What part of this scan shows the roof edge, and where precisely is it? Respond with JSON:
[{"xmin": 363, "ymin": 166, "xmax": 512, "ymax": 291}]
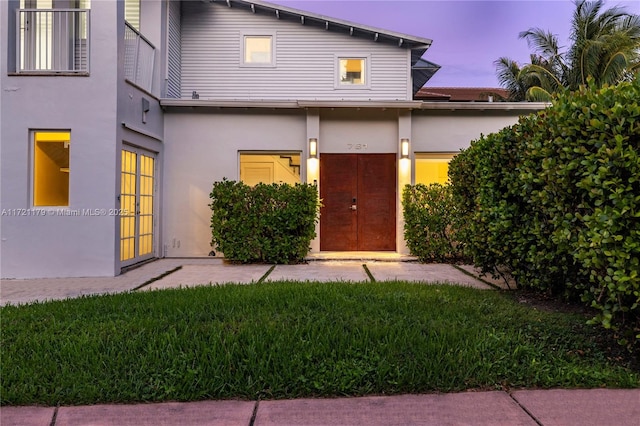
[
  {"xmin": 210, "ymin": 0, "xmax": 433, "ymax": 49},
  {"xmin": 160, "ymin": 98, "xmax": 549, "ymax": 111}
]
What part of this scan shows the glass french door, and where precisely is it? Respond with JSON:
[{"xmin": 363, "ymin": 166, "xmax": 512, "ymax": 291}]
[{"xmin": 120, "ymin": 148, "xmax": 156, "ymax": 266}]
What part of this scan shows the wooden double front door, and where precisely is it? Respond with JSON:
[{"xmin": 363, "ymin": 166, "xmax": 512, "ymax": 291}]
[{"xmin": 320, "ymin": 153, "xmax": 396, "ymax": 251}]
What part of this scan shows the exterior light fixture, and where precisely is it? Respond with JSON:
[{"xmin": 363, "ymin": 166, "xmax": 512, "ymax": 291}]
[
  {"xmin": 400, "ymin": 138, "xmax": 410, "ymax": 159},
  {"xmin": 309, "ymin": 138, "xmax": 318, "ymax": 158}
]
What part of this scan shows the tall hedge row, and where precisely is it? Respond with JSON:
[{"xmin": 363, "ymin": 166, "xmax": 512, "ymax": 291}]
[
  {"xmin": 449, "ymin": 78, "xmax": 640, "ymax": 343},
  {"xmin": 210, "ymin": 180, "xmax": 319, "ymax": 264}
]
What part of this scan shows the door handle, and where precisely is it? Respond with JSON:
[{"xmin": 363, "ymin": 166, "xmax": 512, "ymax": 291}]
[{"xmin": 350, "ymin": 205, "xmax": 357, "ymax": 211}]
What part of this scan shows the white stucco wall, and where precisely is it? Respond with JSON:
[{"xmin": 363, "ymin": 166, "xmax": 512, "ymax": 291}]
[
  {"xmin": 1, "ymin": 1, "xmax": 121, "ymax": 278},
  {"xmin": 163, "ymin": 110, "xmax": 307, "ymax": 257},
  {"xmin": 319, "ymin": 109, "xmax": 399, "ymax": 154},
  {"xmin": 162, "ymin": 106, "xmax": 538, "ymax": 259},
  {"xmin": 411, "ymin": 110, "xmax": 526, "ymax": 153}
]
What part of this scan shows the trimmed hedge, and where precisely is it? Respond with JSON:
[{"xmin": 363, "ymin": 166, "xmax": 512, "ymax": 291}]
[
  {"xmin": 402, "ymin": 183, "xmax": 465, "ymax": 262},
  {"xmin": 210, "ymin": 179, "xmax": 319, "ymax": 264},
  {"xmin": 449, "ymin": 77, "xmax": 640, "ymax": 345}
]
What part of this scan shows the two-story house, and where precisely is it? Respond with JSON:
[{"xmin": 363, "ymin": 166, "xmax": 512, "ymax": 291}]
[{"xmin": 1, "ymin": 0, "xmax": 544, "ymax": 278}]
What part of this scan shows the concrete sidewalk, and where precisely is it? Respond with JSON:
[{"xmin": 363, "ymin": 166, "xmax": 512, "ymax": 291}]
[
  {"xmin": 2, "ymin": 389, "xmax": 639, "ymax": 425},
  {"xmin": 0, "ymin": 258, "xmax": 508, "ymax": 306}
]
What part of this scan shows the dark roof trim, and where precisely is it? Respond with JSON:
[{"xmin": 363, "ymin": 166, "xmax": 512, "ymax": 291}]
[
  {"xmin": 412, "ymin": 58, "xmax": 441, "ymax": 95},
  {"xmin": 208, "ymin": 0, "xmax": 441, "ymax": 89},
  {"xmin": 209, "ymin": 0, "xmax": 433, "ymax": 56}
]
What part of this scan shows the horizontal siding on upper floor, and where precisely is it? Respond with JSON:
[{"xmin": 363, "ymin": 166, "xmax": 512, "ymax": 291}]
[
  {"xmin": 166, "ymin": 0, "xmax": 181, "ymax": 98},
  {"xmin": 180, "ymin": 2, "xmax": 411, "ymax": 101}
]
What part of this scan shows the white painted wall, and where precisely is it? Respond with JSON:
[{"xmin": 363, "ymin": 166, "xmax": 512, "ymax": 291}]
[
  {"xmin": 411, "ymin": 110, "xmax": 524, "ymax": 153},
  {"xmin": 164, "ymin": 108, "xmax": 408, "ymax": 257},
  {"xmin": 162, "ymin": 107, "xmax": 532, "ymax": 259},
  {"xmin": 163, "ymin": 110, "xmax": 307, "ymax": 257},
  {"xmin": 1, "ymin": 1, "xmax": 120, "ymax": 278},
  {"xmin": 319, "ymin": 109, "xmax": 398, "ymax": 154}
]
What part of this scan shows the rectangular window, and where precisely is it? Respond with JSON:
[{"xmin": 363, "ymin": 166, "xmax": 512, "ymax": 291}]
[
  {"xmin": 339, "ymin": 58, "xmax": 365, "ymax": 85},
  {"xmin": 415, "ymin": 153, "xmax": 456, "ymax": 186},
  {"xmin": 33, "ymin": 131, "xmax": 71, "ymax": 206},
  {"xmin": 243, "ymin": 35, "xmax": 273, "ymax": 65},
  {"xmin": 240, "ymin": 152, "xmax": 301, "ymax": 186}
]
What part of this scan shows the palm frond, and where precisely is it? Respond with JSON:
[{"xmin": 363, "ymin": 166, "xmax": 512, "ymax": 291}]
[
  {"xmin": 526, "ymin": 86, "xmax": 553, "ymax": 102},
  {"xmin": 521, "ymin": 63, "xmax": 564, "ymax": 93},
  {"xmin": 519, "ymin": 28, "xmax": 562, "ymax": 59},
  {"xmin": 494, "ymin": 57, "xmax": 528, "ymax": 101},
  {"xmin": 496, "ymin": 0, "xmax": 640, "ymax": 99}
]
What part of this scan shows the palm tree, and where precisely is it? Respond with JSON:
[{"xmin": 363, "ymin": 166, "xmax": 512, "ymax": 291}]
[{"xmin": 495, "ymin": 0, "xmax": 640, "ymax": 101}]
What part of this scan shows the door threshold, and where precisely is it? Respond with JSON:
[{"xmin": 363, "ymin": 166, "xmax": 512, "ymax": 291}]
[{"xmin": 306, "ymin": 251, "xmax": 418, "ymax": 262}]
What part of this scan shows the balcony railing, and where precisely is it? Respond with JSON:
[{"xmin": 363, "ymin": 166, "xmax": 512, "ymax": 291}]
[
  {"xmin": 124, "ymin": 22, "xmax": 156, "ymax": 93},
  {"xmin": 17, "ymin": 9, "xmax": 90, "ymax": 73}
]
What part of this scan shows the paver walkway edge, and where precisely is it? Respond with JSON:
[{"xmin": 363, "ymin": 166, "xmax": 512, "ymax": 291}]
[{"xmin": 2, "ymin": 389, "xmax": 639, "ymax": 426}]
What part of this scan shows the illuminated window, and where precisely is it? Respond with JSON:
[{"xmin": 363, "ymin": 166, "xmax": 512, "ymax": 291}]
[
  {"xmin": 240, "ymin": 152, "xmax": 301, "ymax": 186},
  {"xmin": 243, "ymin": 35, "xmax": 273, "ymax": 65},
  {"xmin": 415, "ymin": 153, "xmax": 456, "ymax": 185},
  {"xmin": 33, "ymin": 131, "xmax": 70, "ymax": 206},
  {"xmin": 339, "ymin": 58, "xmax": 366, "ymax": 85}
]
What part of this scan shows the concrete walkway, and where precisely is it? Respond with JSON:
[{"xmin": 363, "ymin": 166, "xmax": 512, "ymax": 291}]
[
  {"xmin": 0, "ymin": 258, "xmax": 508, "ymax": 306},
  {"xmin": 2, "ymin": 258, "xmax": 635, "ymax": 425},
  {"xmin": 2, "ymin": 389, "xmax": 639, "ymax": 425}
]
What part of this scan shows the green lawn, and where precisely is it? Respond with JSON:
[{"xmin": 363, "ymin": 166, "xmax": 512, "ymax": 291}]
[{"xmin": 1, "ymin": 281, "xmax": 638, "ymax": 406}]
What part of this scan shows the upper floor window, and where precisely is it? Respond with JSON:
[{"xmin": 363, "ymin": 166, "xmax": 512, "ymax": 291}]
[
  {"xmin": 336, "ymin": 56, "xmax": 370, "ymax": 89},
  {"xmin": 242, "ymin": 34, "xmax": 275, "ymax": 67},
  {"xmin": 16, "ymin": 0, "xmax": 90, "ymax": 74},
  {"xmin": 340, "ymin": 58, "xmax": 364, "ymax": 84}
]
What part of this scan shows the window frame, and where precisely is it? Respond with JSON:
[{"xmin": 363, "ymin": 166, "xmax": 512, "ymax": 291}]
[
  {"xmin": 31, "ymin": 130, "xmax": 72, "ymax": 208},
  {"xmin": 414, "ymin": 152, "xmax": 457, "ymax": 186},
  {"xmin": 238, "ymin": 150, "xmax": 303, "ymax": 186},
  {"xmin": 334, "ymin": 54, "xmax": 371, "ymax": 89},
  {"xmin": 240, "ymin": 32, "xmax": 276, "ymax": 68}
]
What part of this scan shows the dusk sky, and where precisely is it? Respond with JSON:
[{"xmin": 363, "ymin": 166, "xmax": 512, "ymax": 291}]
[{"xmin": 267, "ymin": 0, "xmax": 640, "ymax": 88}]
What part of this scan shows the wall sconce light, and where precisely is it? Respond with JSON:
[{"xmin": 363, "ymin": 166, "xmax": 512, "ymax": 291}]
[
  {"xmin": 309, "ymin": 138, "xmax": 318, "ymax": 159},
  {"xmin": 400, "ymin": 138, "xmax": 410, "ymax": 159}
]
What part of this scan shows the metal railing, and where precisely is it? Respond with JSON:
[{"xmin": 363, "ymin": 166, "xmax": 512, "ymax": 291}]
[
  {"xmin": 17, "ymin": 9, "xmax": 90, "ymax": 73},
  {"xmin": 124, "ymin": 22, "xmax": 156, "ymax": 93}
]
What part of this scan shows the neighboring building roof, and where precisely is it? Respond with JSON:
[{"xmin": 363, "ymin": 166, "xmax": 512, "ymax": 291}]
[
  {"xmin": 209, "ymin": 0, "xmax": 441, "ymax": 89},
  {"xmin": 414, "ymin": 87, "xmax": 510, "ymax": 102}
]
